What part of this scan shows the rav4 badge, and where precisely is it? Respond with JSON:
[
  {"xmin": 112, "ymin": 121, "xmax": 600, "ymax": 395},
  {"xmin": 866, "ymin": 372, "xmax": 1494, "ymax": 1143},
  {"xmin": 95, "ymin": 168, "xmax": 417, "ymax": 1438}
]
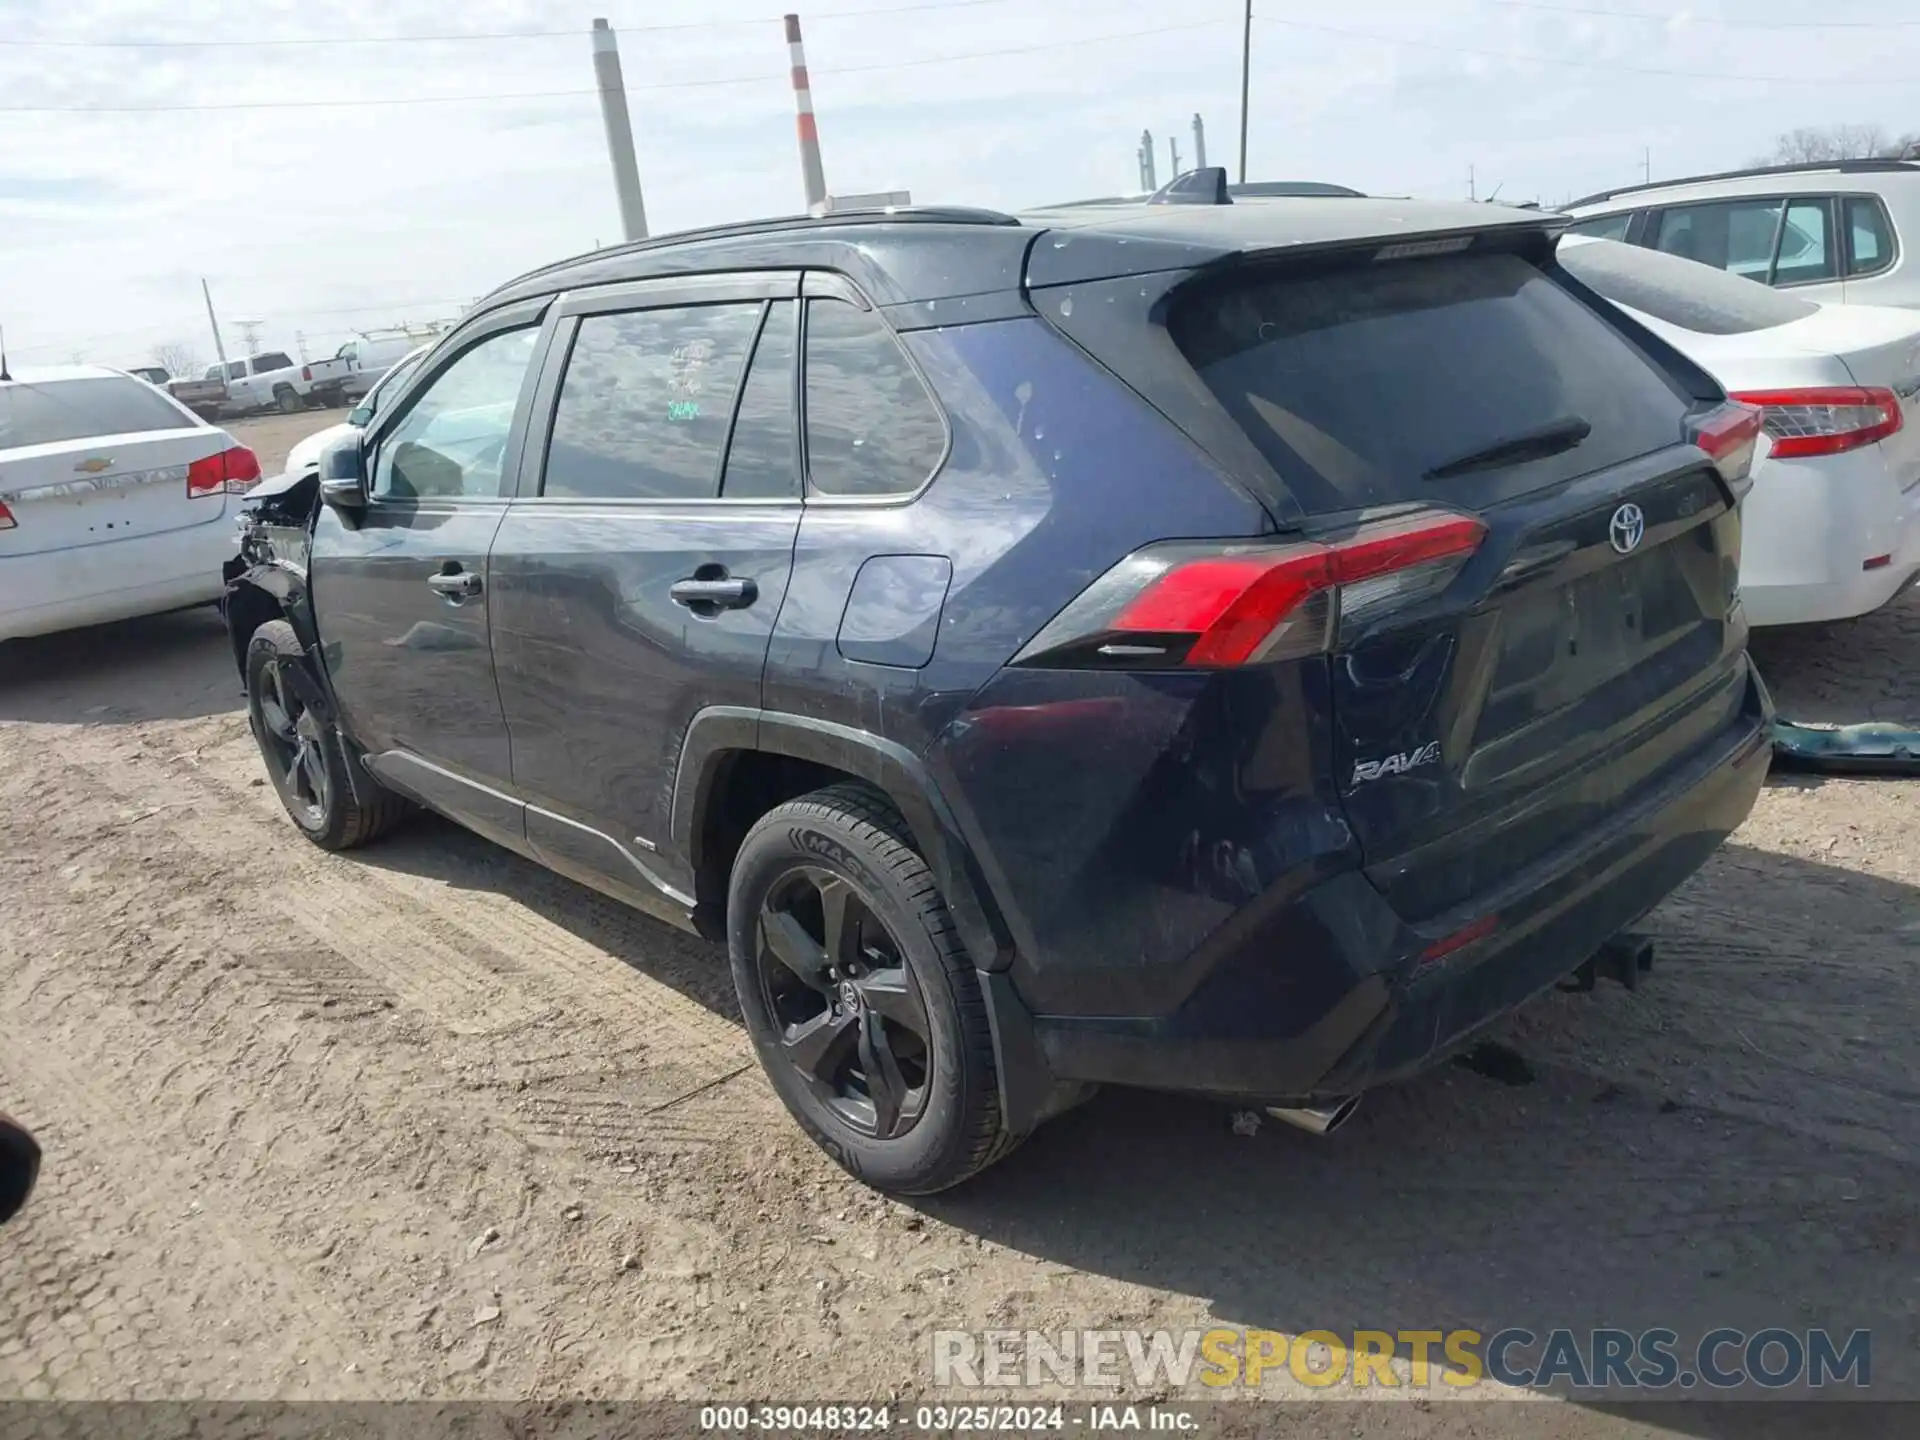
[{"xmin": 1351, "ymin": 741, "xmax": 1442, "ymax": 786}]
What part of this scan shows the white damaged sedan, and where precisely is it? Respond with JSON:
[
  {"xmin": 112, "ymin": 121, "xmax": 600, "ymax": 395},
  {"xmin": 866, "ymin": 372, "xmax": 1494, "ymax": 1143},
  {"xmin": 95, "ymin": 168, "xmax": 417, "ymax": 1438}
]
[{"xmin": 1562, "ymin": 236, "xmax": 1920, "ymax": 626}]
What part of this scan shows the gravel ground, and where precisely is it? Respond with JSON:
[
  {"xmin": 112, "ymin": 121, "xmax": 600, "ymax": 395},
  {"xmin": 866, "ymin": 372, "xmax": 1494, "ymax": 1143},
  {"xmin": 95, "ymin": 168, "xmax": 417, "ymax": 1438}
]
[{"xmin": 1, "ymin": 416, "xmax": 1915, "ymax": 1432}]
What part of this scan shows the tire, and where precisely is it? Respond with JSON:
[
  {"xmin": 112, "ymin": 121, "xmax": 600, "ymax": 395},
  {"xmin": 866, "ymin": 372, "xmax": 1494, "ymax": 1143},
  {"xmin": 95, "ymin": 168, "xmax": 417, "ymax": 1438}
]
[
  {"xmin": 727, "ymin": 783, "xmax": 1023, "ymax": 1194},
  {"xmin": 275, "ymin": 387, "xmax": 305, "ymax": 414},
  {"xmin": 245, "ymin": 620, "xmax": 408, "ymax": 850}
]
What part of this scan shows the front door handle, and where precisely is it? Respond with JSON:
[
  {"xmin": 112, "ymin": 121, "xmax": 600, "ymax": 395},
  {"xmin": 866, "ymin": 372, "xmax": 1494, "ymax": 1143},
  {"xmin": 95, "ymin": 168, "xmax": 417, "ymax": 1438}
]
[
  {"xmin": 427, "ymin": 569, "xmax": 482, "ymax": 599},
  {"xmin": 670, "ymin": 576, "xmax": 757, "ymax": 611}
]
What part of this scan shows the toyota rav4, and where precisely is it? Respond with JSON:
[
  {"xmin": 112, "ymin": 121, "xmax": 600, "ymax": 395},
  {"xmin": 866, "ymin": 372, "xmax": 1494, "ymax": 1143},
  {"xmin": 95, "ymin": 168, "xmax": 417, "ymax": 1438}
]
[{"xmin": 223, "ymin": 188, "xmax": 1773, "ymax": 1193}]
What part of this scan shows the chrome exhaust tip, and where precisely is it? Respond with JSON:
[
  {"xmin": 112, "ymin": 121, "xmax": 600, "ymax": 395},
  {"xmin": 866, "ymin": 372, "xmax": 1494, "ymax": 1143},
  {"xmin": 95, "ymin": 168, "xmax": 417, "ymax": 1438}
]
[{"xmin": 1265, "ymin": 1096, "xmax": 1361, "ymax": 1136}]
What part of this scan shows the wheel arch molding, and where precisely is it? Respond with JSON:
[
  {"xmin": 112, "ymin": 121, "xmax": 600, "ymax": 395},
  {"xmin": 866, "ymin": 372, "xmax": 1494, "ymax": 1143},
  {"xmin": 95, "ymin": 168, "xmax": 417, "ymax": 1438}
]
[{"xmin": 671, "ymin": 707, "xmax": 1013, "ymax": 974}]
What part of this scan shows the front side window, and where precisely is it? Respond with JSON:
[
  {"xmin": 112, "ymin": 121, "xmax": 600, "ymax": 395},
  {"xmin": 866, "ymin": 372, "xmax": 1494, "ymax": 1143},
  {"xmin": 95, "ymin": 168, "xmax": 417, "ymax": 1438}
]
[
  {"xmin": 803, "ymin": 298, "xmax": 946, "ymax": 498},
  {"xmin": 542, "ymin": 303, "xmax": 762, "ymax": 501},
  {"xmin": 371, "ymin": 326, "xmax": 539, "ymax": 500},
  {"xmin": 1845, "ymin": 196, "xmax": 1896, "ymax": 277}
]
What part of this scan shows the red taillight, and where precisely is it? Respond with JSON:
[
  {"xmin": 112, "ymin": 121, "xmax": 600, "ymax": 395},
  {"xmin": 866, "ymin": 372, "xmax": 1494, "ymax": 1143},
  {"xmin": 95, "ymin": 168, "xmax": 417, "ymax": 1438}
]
[
  {"xmin": 1013, "ymin": 509, "xmax": 1487, "ymax": 670},
  {"xmin": 1728, "ymin": 386, "xmax": 1903, "ymax": 459},
  {"xmin": 0, "ymin": 500, "xmax": 15, "ymax": 531},
  {"xmin": 1420, "ymin": 912, "xmax": 1500, "ymax": 965},
  {"xmin": 1687, "ymin": 401, "xmax": 1764, "ymax": 483},
  {"xmin": 302, "ymin": 365, "xmax": 313, "ymax": 382},
  {"xmin": 186, "ymin": 445, "xmax": 264, "ymax": 499}
]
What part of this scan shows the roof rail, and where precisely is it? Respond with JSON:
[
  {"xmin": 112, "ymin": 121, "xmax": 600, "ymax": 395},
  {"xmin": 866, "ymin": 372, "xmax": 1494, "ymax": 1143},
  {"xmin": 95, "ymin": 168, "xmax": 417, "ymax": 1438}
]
[
  {"xmin": 492, "ymin": 205, "xmax": 1021, "ymax": 296},
  {"xmin": 1570, "ymin": 157, "xmax": 1920, "ymax": 210},
  {"xmin": 1029, "ymin": 179, "xmax": 1364, "ymax": 211}
]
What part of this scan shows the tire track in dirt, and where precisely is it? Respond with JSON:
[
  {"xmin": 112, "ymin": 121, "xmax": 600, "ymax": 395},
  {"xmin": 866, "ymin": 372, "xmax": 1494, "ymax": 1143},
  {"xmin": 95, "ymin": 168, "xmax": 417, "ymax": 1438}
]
[{"xmin": 36, "ymin": 719, "xmax": 786, "ymax": 1153}]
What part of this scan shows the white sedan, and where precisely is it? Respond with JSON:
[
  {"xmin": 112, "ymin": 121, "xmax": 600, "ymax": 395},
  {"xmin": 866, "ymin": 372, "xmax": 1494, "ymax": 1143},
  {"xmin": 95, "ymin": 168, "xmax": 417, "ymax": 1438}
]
[
  {"xmin": 1, "ymin": 365, "xmax": 261, "ymax": 641},
  {"xmin": 282, "ymin": 343, "xmax": 430, "ymax": 480},
  {"xmin": 1561, "ymin": 237, "xmax": 1920, "ymax": 626}
]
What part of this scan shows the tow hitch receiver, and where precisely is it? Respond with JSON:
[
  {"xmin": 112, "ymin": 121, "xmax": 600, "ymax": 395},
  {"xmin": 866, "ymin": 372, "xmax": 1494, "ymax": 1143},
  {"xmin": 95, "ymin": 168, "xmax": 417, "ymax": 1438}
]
[{"xmin": 1558, "ymin": 931, "xmax": 1655, "ymax": 993}]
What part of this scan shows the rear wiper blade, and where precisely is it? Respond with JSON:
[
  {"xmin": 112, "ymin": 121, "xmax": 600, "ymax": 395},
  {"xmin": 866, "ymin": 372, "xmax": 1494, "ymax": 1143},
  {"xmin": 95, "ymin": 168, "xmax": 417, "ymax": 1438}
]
[{"xmin": 1425, "ymin": 415, "xmax": 1592, "ymax": 481}]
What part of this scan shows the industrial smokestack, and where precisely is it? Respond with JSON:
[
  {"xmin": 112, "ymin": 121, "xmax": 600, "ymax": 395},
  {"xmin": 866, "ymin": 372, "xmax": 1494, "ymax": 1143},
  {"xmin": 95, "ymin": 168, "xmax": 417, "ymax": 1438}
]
[{"xmin": 785, "ymin": 14, "xmax": 829, "ymax": 215}]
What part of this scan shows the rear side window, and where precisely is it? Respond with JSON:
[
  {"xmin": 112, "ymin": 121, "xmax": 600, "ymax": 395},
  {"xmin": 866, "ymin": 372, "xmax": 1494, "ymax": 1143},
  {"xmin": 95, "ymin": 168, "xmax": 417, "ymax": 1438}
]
[
  {"xmin": 543, "ymin": 303, "xmax": 761, "ymax": 501},
  {"xmin": 1651, "ymin": 199, "xmax": 1785, "ymax": 279},
  {"xmin": 254, "ymin": 352, "xmax": 293, "ymax": 373},
  {"xmin": 1845, "ymin": 196, "xmax": 1896, "ymax": 277},
  {"xmin": 803, "ymin": 298, "xmax": 945, "ymax": 497},
  {"xmin": 1172, "ymin": 253, "xmax": 1690, "ymax": 515},
  {"xmin": 1567, "ymin": 213, "xmax": 1631, "ymax": 242},
  {"xmin": 0, "ymin": 377, "xmax": 192, "ymax": 450},
  {"xmin": 1559, "ymin": 238, "xmax": 1818, "ymax": 334},
  {"xmin": 722, "ymin": 301, "xmax": 799, "ymax": 499},
  {"xmin": 1774, "ymin": 199, "xmax": 1836, "ymax": 285}
]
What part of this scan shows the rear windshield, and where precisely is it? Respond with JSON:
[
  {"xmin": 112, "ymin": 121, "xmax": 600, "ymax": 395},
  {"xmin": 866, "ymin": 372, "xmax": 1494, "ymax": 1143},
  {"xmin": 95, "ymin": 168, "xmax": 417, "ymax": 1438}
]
[
  {"xmin": 1558, "ymin": 237, "xmax": 1820, "ymax": 334},
  {"xmin": 1172, "ymin": 252, "xmax": 1690, "ymax": 514},
  {"xmin": 0, "ymin": 377, "xmax": 193, "ymax": 450}
]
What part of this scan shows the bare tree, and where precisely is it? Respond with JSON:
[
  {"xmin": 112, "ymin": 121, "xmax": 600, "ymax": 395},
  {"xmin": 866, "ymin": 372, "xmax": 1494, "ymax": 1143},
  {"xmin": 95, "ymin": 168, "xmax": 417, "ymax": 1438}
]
[
  {"xmin": 1759, "ymin": 124, "xmax": 1892, "ymax": 165},
  {"xmin": 151, "ymin": 341, "xmax": 203, "ymax": 379}
]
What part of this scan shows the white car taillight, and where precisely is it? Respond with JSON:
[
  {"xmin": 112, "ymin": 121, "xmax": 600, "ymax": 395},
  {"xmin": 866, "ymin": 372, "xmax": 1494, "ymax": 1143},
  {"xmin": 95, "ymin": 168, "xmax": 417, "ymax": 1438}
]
[
  {"xmin": 1729, "ymin": 386, "xmax": 1904, "ymax": 459},
  {"xmin": 186, "ymin": 445, "xmax": 264, "ymax": 499}
]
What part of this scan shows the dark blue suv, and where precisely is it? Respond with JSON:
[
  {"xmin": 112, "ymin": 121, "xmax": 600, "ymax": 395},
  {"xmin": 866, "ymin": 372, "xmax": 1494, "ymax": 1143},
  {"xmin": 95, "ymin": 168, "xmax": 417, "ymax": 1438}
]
[{"xmin": 224, "ymin": 190, "xmax": 1773, "ymax": 1192}]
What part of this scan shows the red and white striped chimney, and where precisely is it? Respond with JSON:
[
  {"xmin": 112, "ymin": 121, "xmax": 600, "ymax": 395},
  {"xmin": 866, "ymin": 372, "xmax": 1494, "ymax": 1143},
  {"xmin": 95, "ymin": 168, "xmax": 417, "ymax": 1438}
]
[{"xmin": 785, "ymin": 13, "xmax": 829, "ymax": 215}]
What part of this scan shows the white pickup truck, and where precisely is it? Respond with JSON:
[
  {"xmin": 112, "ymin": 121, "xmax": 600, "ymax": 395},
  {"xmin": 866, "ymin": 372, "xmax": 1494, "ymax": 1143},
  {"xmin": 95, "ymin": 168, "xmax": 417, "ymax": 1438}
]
[
  {"xmin": 305, "ymin": 336, "xmax": 419, "ymax": 405},
  {"xmin": 209, "ymin": 352, "xmax": 321, "ymax": 416}
]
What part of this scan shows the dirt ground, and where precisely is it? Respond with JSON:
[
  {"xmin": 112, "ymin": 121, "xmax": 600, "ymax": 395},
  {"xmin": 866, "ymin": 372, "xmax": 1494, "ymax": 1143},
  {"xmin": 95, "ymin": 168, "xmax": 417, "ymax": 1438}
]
[{"xmin": 1, "ymin": 414, "xmax": 1916, "ymax": 1431}]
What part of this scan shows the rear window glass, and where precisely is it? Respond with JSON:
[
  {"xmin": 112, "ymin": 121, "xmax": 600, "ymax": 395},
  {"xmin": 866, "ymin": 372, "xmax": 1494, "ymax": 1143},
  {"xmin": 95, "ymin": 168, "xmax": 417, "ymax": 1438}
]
[
  {"xmin": 0, "ymin": 377, "xmax": 192, "ymax": 450},
  {"xmin": 253, "ymin": 352, "xmax": 294, "ymax": 373},
  {"xmin": 1558, "ymin": 237, "xmax": 1818, "ymax": 334},
  {"xmin": 1173, "ymin": 253, "xmax": 1689, "ymax": 514}
]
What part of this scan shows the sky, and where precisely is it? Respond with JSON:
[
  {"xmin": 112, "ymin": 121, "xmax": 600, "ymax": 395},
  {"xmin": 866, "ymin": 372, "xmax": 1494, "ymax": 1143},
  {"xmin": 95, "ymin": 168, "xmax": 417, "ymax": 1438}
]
[{"xmin": 2, "ymin": 0, "xmax": 1918, "ymax": 371}]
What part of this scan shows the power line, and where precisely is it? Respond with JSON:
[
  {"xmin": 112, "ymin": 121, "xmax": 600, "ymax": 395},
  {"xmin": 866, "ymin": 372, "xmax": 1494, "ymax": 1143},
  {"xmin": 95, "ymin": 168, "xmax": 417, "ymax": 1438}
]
[
  {"xmin": 1257, "ymin": 15, "xmax": 1916, "ymax": 86},
  {"xmin": 0, "ymin": 17, "xmax": 1234, "ymax": 113},
  {"xmin": 0, "ymin": 0, "xmax": 1022, "ymax": 49},
  {"xmin": 1488, "ymin": 1, "xmax": 1920, "ymax": 28}
]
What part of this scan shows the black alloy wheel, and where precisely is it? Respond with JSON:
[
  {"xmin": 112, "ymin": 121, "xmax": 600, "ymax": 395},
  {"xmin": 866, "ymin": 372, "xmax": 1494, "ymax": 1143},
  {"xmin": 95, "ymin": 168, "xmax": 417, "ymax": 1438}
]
[
  {"xmin": 254, "ymin": 657, "xmax": 331, "ymax": 830},
  {"xmin": 755, "ymin": 867, "xmax": 933, "ymax": 1141}
]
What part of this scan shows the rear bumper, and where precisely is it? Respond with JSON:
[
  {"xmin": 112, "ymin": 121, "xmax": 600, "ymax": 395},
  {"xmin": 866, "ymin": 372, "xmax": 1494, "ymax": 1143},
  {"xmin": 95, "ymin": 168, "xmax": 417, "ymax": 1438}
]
[
  {"xmin": 1741, "ymin": 447, "xmax": 1920, "ymax": 626},
  {"xmin": 1011, "ymin": 657, "xmax": 1771, "ymax": 1108},
  {"xmin": 0, "ymin": 514, "xmax": 232, "ymax": 641}
]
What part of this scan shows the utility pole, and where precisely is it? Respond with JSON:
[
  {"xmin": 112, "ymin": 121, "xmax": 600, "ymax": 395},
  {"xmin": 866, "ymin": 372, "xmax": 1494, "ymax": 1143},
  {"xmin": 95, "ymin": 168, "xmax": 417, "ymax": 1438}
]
[
  {"xmin": 235, "ymin": 320, "xmax": 264, "ymax": 355},
  {"xmin": 201, "ymin": 279, "xmax": 231, "ymax": 379},
  {"xmin": 1192, "ymin": 113, "xmax": 1208, "ymax": 171},
  {"xmin": 1169, "ymin": 134, "xmax": 1182, "ymax": 180},
  {"xmin": 786, "ymin": 14, "xmax": 829, "ymax": 215},
  {"xmin": 1643, "ymin": 146, "xmax": 1651, "ymax": 184},
  {"xmin": 1140, "ymin": 129, "xmax": 1158, "ymax": 192},
  {"xmin": 294, "ymin": 330, "xmax": 309, "ymax": 363},
  {"xmin": 1238, "ymin": 0, "xmax": 1252, "ymax": 184},
  {"xmin": 1469, "ymin": 164, "xmax": 1476, "ymax": 202},
  {"xmin": 591, "ymin": 19, "xmax": 649, "ymax": 242}
]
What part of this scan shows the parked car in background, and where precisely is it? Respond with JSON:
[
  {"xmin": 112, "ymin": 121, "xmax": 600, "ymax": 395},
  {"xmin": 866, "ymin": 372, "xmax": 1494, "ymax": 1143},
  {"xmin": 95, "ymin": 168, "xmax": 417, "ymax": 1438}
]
[
  {"xmin": 281, "ymin": 345, "xmax": 431, "ymax": 480},
  {"xmin": 222, "ymin": 194, "xmax": 1771, "ymax": 1192},
  {"xmin": 1562, "ymin": 236, "xmax": 1920, "ymax": 626},
  {"xmin": 337, "ymin": 336, "xmax": 423, "ymax": 402},
  {"xmin": 163, "ymin": 369, "xmax": 229, "ymax": 418},
  {"xmin": 210, "ymin": 351, "xmax": 322, "ymax": 416},
  {"xmin": 2, "ymin": 365, "xmax": 261, "ymax": 640},
  {"xmin": 1566, "ymin": 159, "xmax": 1920, "ymax": 307}
]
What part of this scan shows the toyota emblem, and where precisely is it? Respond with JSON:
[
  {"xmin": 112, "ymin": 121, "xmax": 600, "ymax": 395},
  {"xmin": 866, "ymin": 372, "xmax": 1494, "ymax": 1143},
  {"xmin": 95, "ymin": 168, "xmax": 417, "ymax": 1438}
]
[{"xmin": 1609, "ymin": 503, "xmax": 1646, "ymax": 555}]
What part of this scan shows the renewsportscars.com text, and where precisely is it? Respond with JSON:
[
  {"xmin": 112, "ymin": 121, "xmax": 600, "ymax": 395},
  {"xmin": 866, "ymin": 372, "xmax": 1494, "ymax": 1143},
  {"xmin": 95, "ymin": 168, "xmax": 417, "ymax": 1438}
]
[{"xmin": 932, "ymin": 1326, "xmax": 1870, "ymax": 1392}]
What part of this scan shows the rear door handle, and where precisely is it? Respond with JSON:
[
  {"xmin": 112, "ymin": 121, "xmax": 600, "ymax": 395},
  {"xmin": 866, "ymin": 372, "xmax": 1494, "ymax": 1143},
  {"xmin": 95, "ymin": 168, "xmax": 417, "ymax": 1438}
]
[
  {"xmin": 427, "ymin": 569, "xmax": 482, "ymax": 599},
  {"xmin": 670, "ymin": 576, "xmax": 757, "ymax": 610}
]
